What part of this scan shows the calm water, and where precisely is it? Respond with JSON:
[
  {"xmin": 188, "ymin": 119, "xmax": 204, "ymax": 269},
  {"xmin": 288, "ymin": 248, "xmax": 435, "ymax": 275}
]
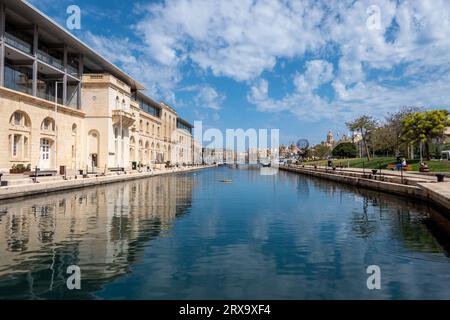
[{"xmin": 0, "ymin": 167, "xmax": 449, "ymax": 300}]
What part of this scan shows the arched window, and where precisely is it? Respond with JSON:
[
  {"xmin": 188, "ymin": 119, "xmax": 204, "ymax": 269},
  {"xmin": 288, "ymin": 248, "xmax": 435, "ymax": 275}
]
[
  {"xmin": 9, "ymin": 111, "xmax": 31, "ymax": 161},
  {"xmin": 138, "ymin": 140, "xmax": 143, "ymax": 162},
  {"xmin": 41, "ymin": 117, "xmax": 55, "ymax": 131},
  {"xmin": 130, "ymin": 136, "xmax": 136, "ymax": 162},
  {"xmin": 10, "ymin": 111, "xmax": 31, "ymax": 128}
]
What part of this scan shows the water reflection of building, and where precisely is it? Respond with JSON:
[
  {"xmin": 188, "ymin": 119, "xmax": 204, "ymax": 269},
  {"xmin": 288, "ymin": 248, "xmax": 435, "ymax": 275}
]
[{"xmin": 0, "ymin": 174, "xmax": 194, "ymax": 298}]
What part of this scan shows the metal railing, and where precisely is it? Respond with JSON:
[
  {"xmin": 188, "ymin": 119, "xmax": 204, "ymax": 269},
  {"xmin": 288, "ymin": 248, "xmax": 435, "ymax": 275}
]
[
  {"xmin": 36, "ymin": 90, "xmax": 63, "ymax": 104},
  {"xmin": 4, "ymin": 32, "xmax": 32, "ymax": 55},
  {"xmin": 67, "ymin": 64, "xmax": 78, "ymax": 77},
  {"xmin": 37, "ymin": 50, "xmax": 63, "ymax": 70}
]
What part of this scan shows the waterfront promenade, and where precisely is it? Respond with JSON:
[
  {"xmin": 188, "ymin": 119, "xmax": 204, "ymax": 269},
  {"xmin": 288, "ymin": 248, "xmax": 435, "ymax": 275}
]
[
  {"xmin": 0, "ymin": 165, "xmax": 215, "ymax": 201},
  {"xmin": 280, "ymin": 164, "xmax": 450, "ymax": 212}
]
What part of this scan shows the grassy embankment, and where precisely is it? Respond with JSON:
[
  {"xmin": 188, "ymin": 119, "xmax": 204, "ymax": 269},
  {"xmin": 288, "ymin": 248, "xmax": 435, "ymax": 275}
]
[{"xmin": 304, "ymin": 157, "xmax": 450, "ymax": 172}]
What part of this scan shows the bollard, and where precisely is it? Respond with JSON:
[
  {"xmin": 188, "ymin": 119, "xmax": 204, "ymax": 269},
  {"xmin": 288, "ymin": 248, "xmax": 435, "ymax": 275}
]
[
  {"xmin": 401, "ymin": 166, "xmax": 404, "ymax": 184},
  {"xmin": 34, "ymin": 166, "xmax": 39, "ymax": 183}
]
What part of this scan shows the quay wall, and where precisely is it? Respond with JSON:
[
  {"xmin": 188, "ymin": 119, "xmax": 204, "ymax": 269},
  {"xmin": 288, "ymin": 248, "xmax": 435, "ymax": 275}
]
[
  {"xmin": 0, "ymin": 165, "xmax": 215, "ymax": 201},
  {"xmin": 280, "ymin": 165, "xmax": 450, "ymax": 212}
]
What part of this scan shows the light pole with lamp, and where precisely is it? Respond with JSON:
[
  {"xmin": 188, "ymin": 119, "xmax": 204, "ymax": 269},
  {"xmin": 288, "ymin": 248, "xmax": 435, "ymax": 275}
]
[{"xmin": 54, "ymin": 80, "xmax": 63, "ymax": 173}]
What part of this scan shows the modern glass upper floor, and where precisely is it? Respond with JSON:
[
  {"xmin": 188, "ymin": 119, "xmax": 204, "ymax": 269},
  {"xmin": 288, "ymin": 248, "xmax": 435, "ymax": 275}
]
[{"xmin": 0, "ymin": 0, "xmax": 144, "ymax": 110}]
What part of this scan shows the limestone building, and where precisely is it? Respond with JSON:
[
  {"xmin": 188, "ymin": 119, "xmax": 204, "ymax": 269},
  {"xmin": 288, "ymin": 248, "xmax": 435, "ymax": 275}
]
[{"xmin": 0, "ymin": 0, "xmax": 195, "ymax": 173}]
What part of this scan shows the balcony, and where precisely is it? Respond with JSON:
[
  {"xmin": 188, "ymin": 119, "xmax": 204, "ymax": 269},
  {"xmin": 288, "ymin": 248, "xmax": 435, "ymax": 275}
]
[
  {"xmin": 5, "ymin": 32, "xmax": 32, "ymax": 55},
  {"xmin": 112, "ymin": 109, "xmax": 136, "ymax": 128},
  {"xmin": 67, "ymin": 64, "xmax": 79, "ymax": 77},
  {"xmin": 37, "ymin": 50, "xmax": 63, "ymax": 71}
]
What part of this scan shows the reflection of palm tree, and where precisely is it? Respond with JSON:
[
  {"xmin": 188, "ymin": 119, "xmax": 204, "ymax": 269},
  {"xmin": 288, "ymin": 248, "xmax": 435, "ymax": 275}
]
[
  {"xmin": 392, "ymin": 208, "xmax": 444, "ymax": 254},
  {"xmin": 351, "ymin": 196, "xmax": 379, "ymax": 238}
]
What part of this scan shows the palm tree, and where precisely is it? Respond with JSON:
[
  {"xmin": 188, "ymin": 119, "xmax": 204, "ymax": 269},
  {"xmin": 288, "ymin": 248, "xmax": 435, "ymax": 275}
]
[{"xmin": 346, "ymin": 115, "xmax": 378, "ymax": 161}]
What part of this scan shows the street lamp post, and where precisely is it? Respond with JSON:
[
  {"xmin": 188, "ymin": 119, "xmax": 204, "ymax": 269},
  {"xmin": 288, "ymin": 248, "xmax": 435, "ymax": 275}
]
[{"xmin": 54, "ymin": 81, "xmax": 63, "ymax": 172}]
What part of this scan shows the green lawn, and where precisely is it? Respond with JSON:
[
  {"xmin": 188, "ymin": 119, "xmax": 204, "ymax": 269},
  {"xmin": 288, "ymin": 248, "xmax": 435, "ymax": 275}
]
[{"xmin": 304, "ymin": 157, "xmax": 450, "ymax": 172}]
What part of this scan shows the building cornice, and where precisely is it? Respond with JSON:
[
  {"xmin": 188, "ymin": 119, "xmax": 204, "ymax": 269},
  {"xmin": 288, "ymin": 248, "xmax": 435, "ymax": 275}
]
[{"xmin": 0, "ymin": 86, "xmax": 85, "ymax": 118}]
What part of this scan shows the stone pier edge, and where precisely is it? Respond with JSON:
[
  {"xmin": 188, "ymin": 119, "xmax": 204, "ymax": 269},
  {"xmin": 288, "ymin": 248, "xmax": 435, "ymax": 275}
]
[
  {"xmin": 280, "ymin": 165, "xmax": 450, "ymax": 212},
  {"xmin": 0, "ymin": 165, "xmax": 216, "ymax": 201}
]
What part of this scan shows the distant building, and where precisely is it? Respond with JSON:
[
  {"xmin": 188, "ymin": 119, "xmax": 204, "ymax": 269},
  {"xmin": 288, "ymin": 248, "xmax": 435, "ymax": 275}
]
[
  {"xmin": 444, "ymin": 127, "xmax": 450, "ymax": 143},
  {"xmin": 202, "ymin": 148, "xmax": 224, "ymax": 164},
  {"xmin": 326, "ymin": 131, "xmax": 334, "ymax": 147},
  {"xmin": 352, "ymin": 131, "xmax": 363, "ymax": 144},
  {"xmin": 279, "ymin": 145, "xmax": 288, "ymax": 158},
  {"xmin": 289, "ymin": 143, "xmax": 298, "ymax": 154}
]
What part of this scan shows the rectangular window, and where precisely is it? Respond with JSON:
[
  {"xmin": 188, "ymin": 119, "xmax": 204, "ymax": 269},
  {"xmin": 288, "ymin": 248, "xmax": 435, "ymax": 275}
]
[
  {"xmin": 23, "ymin": 137, "xmax": 28, "ymax": 158},
  {"xmin": 13, "ymin": 135, "xmax": 20, "ymax": 157}
]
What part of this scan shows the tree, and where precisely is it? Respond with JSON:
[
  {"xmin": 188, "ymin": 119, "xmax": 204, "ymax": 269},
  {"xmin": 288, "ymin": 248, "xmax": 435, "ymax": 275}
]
[
  {"xmin": 369, "ymin": 126, "xmax": 394, "ymax": 156},
  {"xmin": 401, "ymin": 110, "xmax": 450, "ymax": 160},
  {"xmin": 384, "ymin": 107, "xmax": 422, "ymax": 156},
  {"xmin": 332, "ymin": 142, "xmax": 357, "ymax": 158},
  {"xmin": 314, "ymin": 144, "xmax": 332, "ymax": 159},
  {"xmin": 346, "ymin": 115, "xmax": 378, "ymax": 161}
]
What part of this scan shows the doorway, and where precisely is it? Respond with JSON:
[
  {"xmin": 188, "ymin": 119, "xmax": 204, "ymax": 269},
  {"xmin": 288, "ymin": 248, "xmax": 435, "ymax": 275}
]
[
  {"xmin": 40, "ymin": 138, "xmax": 51, "ymax": 169},
  {"xmin": 90, "ymin": 153, "xmax": 98, "ymax": 173}
]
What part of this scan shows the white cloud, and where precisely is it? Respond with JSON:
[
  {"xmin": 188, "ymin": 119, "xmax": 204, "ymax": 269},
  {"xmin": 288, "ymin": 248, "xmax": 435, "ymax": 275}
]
[
  {"xmin": 135, "ymin": 0, "xmax": 325, "ymax": 81},
  {"xmin": 80, "ymin": 0, "xmax": 450, "ymax": 121},
  {"xmin": 81, "ymin": 32, "xmax": 182, "ymax": 103},
  {"xmin": 194, "ymin": 85, "xmax": 226, "ymax": 111},
  {"xmin": 248, "ymin": 59, "xmax": 334, "ymax": 119}
]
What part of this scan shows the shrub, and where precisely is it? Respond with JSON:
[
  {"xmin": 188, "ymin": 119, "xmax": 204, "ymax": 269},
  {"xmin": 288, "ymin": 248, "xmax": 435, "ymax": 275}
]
[{"xmin": 332, "ymin": 142, "xmax": 358, "ymax": 158}]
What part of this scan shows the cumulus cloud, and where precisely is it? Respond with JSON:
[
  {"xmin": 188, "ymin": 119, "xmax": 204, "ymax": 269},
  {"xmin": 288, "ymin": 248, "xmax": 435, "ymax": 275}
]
[
  {"xmin": 194, "ymin": 86, "xmax": 225, "ymax": 111},
  {"xmin": 78, "ymin": 0, "xmax": 450, "ymax": 121},
  {"xmin": 130, "ymin": 0, "xmax": 450, "ymax": 119},
  {"xmin": 135, "ymin": 0, "xmax": 325, "ymax": 81}
]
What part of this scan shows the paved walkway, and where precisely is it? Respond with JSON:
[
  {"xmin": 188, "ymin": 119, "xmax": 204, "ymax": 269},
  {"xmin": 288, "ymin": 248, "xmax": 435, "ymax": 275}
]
[
  {"xmin": 0, "ymin": 165, "xmax": 215, "ymax": 200},
  {"xmin": 284, "ymin": 165, "xmax": 450, "ymax": 211},
  {"xmin": 303, "ymin": 165, "xmax": 438, "ymax": 183},
  {"xmin": 417, "ymin": 182, "xmax": 450, "ymax": 212}
]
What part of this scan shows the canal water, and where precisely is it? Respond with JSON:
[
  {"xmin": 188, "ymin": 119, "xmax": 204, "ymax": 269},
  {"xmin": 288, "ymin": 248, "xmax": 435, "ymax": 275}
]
[{"xmin": 0, "ymin": 166, "xmax": 449, "ymax": 299}]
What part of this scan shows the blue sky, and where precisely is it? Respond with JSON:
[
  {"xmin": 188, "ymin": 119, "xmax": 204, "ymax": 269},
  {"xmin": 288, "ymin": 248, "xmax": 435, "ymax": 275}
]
[{"xmin": 28, "ymin": 0, "xmax": 450, "ymax": 145}]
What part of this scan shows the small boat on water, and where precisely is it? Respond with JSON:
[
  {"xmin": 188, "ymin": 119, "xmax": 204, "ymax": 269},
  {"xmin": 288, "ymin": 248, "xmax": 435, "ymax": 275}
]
[
  {"xmin": 261, "ymin": 162, "xmax": 271, "ymax": 168},
  {"xmin": 219, "ymin": 179, "xmax": 233, "ymax": 183}
]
